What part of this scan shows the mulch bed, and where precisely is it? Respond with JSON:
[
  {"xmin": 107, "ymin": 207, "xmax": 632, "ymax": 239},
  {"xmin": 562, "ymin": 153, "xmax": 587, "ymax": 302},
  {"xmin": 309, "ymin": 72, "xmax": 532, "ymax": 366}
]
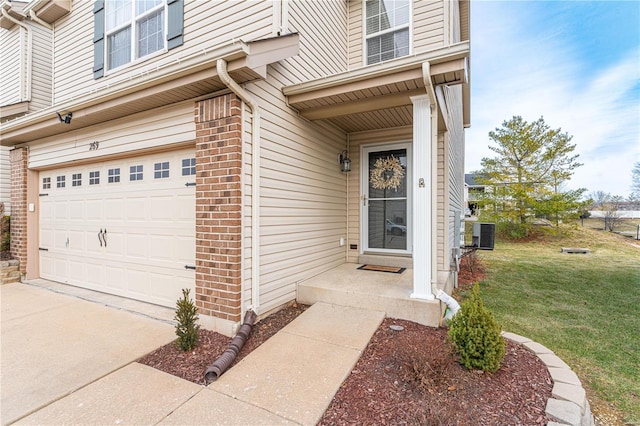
[
  {"xmin": 140, "ymin": 258, "xmax": 553, "ymax": 424},
  {"xmin": 318, "ymin": 318, "xmax": 552, "ymax": 425},
  {"xmin": 138, "ymin": 303, "xmax": 309, "ymax": 385}
]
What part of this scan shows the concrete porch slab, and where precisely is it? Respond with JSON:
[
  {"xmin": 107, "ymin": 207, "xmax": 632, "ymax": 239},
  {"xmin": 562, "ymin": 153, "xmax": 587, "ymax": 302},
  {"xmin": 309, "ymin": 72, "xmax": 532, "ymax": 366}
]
[{"xmin": 297, "ymin": 263, "xmax": 442, "ymax": 327}]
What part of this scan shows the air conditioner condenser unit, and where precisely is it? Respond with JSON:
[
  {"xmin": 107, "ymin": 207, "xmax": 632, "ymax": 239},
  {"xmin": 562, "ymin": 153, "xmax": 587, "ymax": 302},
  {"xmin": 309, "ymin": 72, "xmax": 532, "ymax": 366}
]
[{"xmin": 472, "ymin": 222, "xmax": 495, "ymax": 250}]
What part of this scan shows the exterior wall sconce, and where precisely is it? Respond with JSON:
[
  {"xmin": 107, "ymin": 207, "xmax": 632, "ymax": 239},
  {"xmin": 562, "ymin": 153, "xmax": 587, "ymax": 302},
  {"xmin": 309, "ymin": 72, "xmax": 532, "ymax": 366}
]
[
  {"xmin": 339, "ymin": 150, "xmax": 351, "ymax": 173},
  {"xmin": 56, "ymin": 112, "xmax": 72, "ymax": 124}
]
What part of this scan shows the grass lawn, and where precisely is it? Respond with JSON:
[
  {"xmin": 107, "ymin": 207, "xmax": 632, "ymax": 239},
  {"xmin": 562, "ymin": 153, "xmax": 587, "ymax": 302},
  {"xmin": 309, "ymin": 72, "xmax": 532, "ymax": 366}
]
[{"xmin": 472, "ymin": 225, "xmax": 639, "ymax": 424}]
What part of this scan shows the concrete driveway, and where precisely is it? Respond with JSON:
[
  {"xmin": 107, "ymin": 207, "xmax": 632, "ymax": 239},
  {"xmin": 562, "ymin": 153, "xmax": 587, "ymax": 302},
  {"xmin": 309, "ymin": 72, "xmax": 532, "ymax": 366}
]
[{"xmin": 0, "ymin": 282, "xmax": 176, "ymax": 425}]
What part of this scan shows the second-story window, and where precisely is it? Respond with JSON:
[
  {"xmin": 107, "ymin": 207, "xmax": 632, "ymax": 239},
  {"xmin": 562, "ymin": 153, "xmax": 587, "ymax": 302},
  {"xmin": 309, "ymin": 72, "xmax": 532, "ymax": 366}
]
[
  {"xmin": 105, "ymin": 0, "xmax": 166, "ymax": 71},
  {"xmin": 365, "ymin": 0, "xmax": 410, "ymax": 65}
]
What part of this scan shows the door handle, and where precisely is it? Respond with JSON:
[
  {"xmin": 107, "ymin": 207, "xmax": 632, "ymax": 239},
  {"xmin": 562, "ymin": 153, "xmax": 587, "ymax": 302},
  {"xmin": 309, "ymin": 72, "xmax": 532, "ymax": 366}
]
[{"xmin": 362, "ymin": 194, "xmax": 368, "ymax": 206}]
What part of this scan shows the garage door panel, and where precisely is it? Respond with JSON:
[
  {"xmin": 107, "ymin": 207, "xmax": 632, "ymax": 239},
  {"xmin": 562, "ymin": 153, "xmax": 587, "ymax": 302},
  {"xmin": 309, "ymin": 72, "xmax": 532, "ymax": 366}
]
[
  {"xmin": 69, "ymin": 201, "xmax": 84, "ymax": 220},
  {"xmin": 126, "ymin": 199, "xmax": 147, "ymax": 220},
  {"xmin": 40, "ymin": 230, "xmax": 54, "ymax": 247},
  {"xmin": 86, "ymin": 264, "xmax": 104, "ymax": 288},
  {"xmin": 127, "ymin": 269, "xmax": 149, "ymax": 295},
  {"xmin": 39, "ymin": 148, "xmax": 196, "ymax": 308},
  {"xmin": 68, "ymin": 259, "xmax": 85, "ymax": 282},
  {"xmin": 103, "ymin": 231, "xmax": 124, "ymax": 255},
  {"xmin": 126, "ymin": 233, "xmax": 148, "ymax": 259},
  {"xmin": 67, "ymin": 231, "xmax": 86, "ymax": 253},
  {"xmin": 86, "ymin": 200, "xmax": 102, "ymax": 220},
  {"xmin": 149, "ymin": 235, "xmax": 173, "ymax": 261},
  {"xmin": 104, "ymin": 266, "xmax": 125, "ymax": 291},
  {"xmin": 54, "ymin": 202, "xmax": 68, "ymax": 221},
  {"xmin": 104, "ymin": 199, "xmax": 125, "ymax": 220},
  {"xmin": 53, "ymin": 259, "xmax": 68, "ymax": 281},
  {"xmin": 150, "ymin": 196, "xmax": 175, "ymax": 221}
]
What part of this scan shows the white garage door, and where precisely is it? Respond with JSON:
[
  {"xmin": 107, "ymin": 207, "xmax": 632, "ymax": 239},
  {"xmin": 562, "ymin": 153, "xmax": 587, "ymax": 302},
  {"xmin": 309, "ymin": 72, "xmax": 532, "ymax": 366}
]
[{"xmin": 39, "ymin": 148, "xmax": 196, "ymax": 308}]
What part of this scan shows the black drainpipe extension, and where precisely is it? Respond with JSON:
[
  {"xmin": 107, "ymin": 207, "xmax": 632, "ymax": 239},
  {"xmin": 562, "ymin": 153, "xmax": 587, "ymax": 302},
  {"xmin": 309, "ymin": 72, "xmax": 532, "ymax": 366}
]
[{"xmin": 204, "ymin": 309, "xmax": 257, "ymax": 384}]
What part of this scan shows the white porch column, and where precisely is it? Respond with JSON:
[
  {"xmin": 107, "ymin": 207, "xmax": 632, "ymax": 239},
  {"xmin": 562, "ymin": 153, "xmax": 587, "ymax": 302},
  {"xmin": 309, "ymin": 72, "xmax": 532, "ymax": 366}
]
[{"xmin": 410, "ymin": 94, "xmax": 435, "ymax": 300}]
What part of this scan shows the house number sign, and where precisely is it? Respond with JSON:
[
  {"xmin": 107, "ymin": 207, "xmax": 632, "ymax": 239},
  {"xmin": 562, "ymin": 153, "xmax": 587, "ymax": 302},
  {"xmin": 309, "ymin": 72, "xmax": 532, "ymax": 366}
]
[{"xmin": 89, "ymin": 141, "xmax": 100, "ymax": 151}]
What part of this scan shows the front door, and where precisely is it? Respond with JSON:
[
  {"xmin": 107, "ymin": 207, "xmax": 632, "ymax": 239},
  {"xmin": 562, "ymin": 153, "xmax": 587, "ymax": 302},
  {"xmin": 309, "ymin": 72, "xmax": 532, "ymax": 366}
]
[{"xmin": 362, "ymin": 143, "xmax": 411, "ymax": 254}]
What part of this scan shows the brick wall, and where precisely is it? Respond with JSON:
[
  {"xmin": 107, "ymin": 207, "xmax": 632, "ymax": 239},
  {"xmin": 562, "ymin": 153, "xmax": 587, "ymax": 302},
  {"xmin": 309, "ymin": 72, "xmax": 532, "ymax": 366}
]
[
  {"xmin": 9, "ymin": 148, "xmax": 28, "ymax": 274},
  {"xmin": 194, "ymin": 94, "xmax": 243, "ymax": 323}
]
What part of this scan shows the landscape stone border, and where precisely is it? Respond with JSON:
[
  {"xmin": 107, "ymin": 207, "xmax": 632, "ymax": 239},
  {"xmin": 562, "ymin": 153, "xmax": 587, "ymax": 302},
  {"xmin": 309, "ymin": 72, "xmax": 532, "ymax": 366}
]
[{"xmin": 502, "ymin": 331, "xmax": 594, "ymax": 426}]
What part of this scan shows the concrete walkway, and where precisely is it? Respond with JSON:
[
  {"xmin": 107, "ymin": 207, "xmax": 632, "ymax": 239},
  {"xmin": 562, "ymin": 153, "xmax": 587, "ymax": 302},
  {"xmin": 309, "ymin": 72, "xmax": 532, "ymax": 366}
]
[{"xmin": 1, "ymin": 283, "xmax": 384, "ymax": 425}]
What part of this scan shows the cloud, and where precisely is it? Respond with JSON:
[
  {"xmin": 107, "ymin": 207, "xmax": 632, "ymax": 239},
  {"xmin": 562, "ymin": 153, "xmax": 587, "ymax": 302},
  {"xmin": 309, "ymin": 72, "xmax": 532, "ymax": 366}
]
[{"xmin": 466, "ymin": 1, "xmax": 640, "ymax": 197}]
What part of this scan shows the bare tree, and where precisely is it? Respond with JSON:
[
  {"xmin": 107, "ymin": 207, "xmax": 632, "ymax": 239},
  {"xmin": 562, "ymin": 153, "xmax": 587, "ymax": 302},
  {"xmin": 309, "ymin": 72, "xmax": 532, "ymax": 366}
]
[{"xmin": 590, "ymin": 192, "xmax": 625, "ymax": 232}]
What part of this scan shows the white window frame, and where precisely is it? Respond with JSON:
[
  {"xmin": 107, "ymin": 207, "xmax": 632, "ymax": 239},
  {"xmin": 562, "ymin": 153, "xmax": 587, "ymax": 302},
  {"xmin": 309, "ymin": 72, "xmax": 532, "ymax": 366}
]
[
  {"xmin": 104, "ymin": 0, "xmax": 168, "ymax": 73},
  {"xmin": 363, "ymin": 0, "xmax": 413, "ymax": 65}
]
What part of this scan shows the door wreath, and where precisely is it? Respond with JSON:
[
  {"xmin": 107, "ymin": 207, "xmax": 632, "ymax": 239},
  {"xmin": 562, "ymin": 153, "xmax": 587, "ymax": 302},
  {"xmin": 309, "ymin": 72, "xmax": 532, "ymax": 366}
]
[{"xmin": 370, "ymin": 155, "xmax": 405, "ymax": 191}]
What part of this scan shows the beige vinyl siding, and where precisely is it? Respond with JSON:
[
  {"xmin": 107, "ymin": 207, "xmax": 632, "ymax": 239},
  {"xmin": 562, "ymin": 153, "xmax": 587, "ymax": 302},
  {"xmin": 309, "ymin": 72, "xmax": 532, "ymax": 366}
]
[
  {"xmin": 346, "ymin": 127, "xmax": 412, "ymax": 263},
  {"xmin": 0, "ymin": 26, "xmax": 23, "ymax": 106},
  {"xmin": 27, "ymin": 102, "xmax": 195, "ymax": 169},
  {"xmin": 0, "ymin": 146, "xmax": 10, "ymax": 215},
  {"xmin": 51, "ymin": 0, "xmax": 93, "ymax": 103},
  {"xmin": 286, "ymin": 0, "xmax": 348, "ymax": 81},
  {"xmin": 241, "ymin": 66, "xmax": 347, "ymax": 314},
  {"xmin": 443, "ymin": 85, "xmax": 465, "ymax": 268},
  {"xmin": 53, "ymin": 0, "xmax": 274, "ymax": 103},
  {"xmin": 414, "ymin": 1, "xmax": 445, "ymax": 52},
  {"xmin": 29, "ymin": 23, "xmax": 53, "ymax": 112},
  {"xmin": 437, "ymin": 132, "xmax": 446, "ymax": 270},
  {"xmin": 347, "ymin": 0, "xmax": 363, "ymax": 69}
]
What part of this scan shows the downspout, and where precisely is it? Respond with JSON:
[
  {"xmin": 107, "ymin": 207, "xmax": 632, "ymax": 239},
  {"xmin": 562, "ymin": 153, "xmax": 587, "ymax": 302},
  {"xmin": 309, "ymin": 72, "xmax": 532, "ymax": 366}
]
[
  {"xmin": 2, "ymin": 8, "xmax": 32, "ymax": 102},
  {"xmin": 204, "ymin": 309, "xmax": 257, "ymax": 383},
  {"xmin": 422, "ymin": 62, "xmax": 438, "ymax": 297},
  {"xmin": 216, "ymin": 58, "xmax": 261, "ymax": 315}
]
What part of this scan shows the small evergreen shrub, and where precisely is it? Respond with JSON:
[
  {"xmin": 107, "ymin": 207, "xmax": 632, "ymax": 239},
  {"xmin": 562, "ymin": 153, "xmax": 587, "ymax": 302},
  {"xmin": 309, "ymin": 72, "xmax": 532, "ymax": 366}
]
[
  {"xmin": 448, "ymin": 284, "xmax": 505, "ymax": 372},
  {"xmin": 174, "ymin": 288, "xmax": 200, "ymax": 351},
  {"xmin": 0, "ymin": 202, "xmax": 10, "ymax": 255}
]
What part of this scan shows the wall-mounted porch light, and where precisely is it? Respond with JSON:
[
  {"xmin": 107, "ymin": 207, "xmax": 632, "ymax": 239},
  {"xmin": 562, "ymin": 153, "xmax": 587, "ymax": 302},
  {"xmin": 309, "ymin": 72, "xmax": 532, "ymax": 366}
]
[{"xmin": 339, "ymin": 150, "xmax": 351, "ymax": 173}]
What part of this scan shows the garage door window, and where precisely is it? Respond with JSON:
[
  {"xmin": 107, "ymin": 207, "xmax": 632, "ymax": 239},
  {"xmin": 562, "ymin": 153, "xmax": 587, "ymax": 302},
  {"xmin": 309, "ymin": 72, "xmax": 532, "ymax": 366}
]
[
  {"xmin": 90, "ymin": 171, "xmax": 100, "ymax": 185},
  {"xmin": 154, "ymin": 161, "xmax": 170, "ymax": 179},
  {"xmin": 72, "ymin": 173, "xmax": 82, "ymax": 187},
  {"xmin": 57, "ymin": 176, "xmax": 66, "ymax": 188},
  {"xmin": 108, "ymin": 168, "xmax": 120, "ymax": 183},
  {"xmin": 43, "ymin": 177, "xmax": 51, "ymax": 189},
  {"xmin": 182, "ymin": 158, "xmax": 196, "ymax": 176},
  {"xmin": 130, "ymin": 165, "xmax": 143, "ymax": 181}
]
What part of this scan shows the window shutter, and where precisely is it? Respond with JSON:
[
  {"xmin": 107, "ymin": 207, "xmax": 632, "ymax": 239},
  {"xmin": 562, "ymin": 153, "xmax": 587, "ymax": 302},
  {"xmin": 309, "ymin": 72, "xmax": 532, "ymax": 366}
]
[
  {"xmin": 93, "ymin": 0, "xmax": 105, "ymax": 79},
  {"xmin": 167, "ymin": 0, "xmax": 184, "ymax": 50}
]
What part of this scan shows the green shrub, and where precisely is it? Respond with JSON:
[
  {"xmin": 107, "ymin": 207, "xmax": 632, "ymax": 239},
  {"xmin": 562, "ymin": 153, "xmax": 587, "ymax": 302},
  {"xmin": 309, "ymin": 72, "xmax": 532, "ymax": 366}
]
[
  {"xmin": 448, "ymin": 284, "xmax": 505, "ymax": 372},
  {"xmin": 0, "ymin": 202, "xmax": 9, "ymax": 254},
  {"xmin": 174, "ymin": 288, "xmax": 200, "ymax": 351}
]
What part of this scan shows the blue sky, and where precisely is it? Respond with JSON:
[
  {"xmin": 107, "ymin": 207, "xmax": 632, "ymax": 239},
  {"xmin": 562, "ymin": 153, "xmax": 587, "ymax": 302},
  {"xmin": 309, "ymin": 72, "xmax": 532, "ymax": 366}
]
[{"xmin": 466, "ymin": 0, "xmax": 640, "ymax": 198}]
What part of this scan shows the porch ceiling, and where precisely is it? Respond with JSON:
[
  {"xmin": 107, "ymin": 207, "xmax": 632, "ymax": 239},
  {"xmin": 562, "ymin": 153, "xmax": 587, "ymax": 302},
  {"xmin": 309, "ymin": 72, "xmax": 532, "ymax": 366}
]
[
  {"xmin": 0, "ymin": 34, "xmax": 300, "ymax": 146},
  {"xmin": 283, "ymin": 42, "xmax": 470, "ymax": 133}
]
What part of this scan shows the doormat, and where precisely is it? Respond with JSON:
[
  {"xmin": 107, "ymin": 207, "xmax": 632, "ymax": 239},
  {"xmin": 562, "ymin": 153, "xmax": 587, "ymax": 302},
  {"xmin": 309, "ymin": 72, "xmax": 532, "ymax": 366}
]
[{"xmin": 357, "ymin": 264, "xmax": 406, "ymax": 274}]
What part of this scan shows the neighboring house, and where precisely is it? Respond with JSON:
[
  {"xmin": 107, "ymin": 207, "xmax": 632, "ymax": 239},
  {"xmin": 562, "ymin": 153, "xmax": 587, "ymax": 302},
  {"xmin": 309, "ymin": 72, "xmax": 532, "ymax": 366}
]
[
  {"xmin": 0, "ymin": 0, "xmax": 470, "ymax": 335},
  {"xmin": 465, "ymin": 173, "xmax": 486, "ymax": 216}
]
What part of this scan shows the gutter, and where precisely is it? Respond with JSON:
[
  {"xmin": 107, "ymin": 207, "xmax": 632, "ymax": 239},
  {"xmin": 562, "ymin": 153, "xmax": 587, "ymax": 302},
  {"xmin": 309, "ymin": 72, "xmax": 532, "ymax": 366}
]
[
  {"xmin": 1, "ymin": 8, "xmax": 32, "ymax": 102},
  {"xmin": 216, "ymin": 58, "xmax": 261, "ymax": 315}
]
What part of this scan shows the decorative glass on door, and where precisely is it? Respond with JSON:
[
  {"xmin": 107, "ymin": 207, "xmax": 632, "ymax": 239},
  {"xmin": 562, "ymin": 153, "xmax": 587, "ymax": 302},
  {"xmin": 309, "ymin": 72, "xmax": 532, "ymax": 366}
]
[{"xmin": 367, "ymin": 148, "xmax": 407, "ymax": 250}]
